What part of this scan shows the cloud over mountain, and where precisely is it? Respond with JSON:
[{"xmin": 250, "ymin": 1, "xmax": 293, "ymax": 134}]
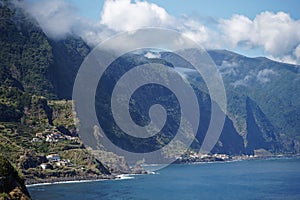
[
  {"xmin": 14, "ymin": 0, "xmax": 113, "ymax": 45},
  {"xmin": 16, "ymin": 0, "xmax": 77, "ymax": 39},
  {"xmin": 220, "ymin": 11, "xmax": 300, "ymax": 64},
  {"xmin": 15, "ymin": 0, "xmax": 300, "ymax": 64}
]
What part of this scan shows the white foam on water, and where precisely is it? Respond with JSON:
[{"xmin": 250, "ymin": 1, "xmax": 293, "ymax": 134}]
[{"xmin": 115, "ymin": 174, "xmax": 135, "ymax": 180}]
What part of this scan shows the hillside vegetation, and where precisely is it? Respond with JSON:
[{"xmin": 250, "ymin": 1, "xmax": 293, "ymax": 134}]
[{"xmin": 0, "ymin": 1, "xmax": 132, "ymax": 187}]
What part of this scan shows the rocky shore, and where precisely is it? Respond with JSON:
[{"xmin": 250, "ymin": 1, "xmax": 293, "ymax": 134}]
[
  {"xmin": 25, "ymin": 174, "xmax": 115, "ymax": 186},
  {"xmin": 25, "ymin": 163, "xmax": 148, "ymax": 186},
  {"xmin": 24, "ymin": 153, "xmax": 300, "ymax": 187}
]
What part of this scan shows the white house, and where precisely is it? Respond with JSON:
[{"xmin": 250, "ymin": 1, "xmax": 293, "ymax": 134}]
[
  {"xmin": 40, "ymin": 163, "xmax": 52, "ymax": 170},
  {"xmin": 55, "ymin": 159, "xmax": 73, "ymax": 167},
  {"xmin": 46, "ymin": 135, "xmax": 58, "ymax": 142},
  {"xmin": 31, "ymin": 138, "xmax": 39, "ymax": 143},
  {"xmin": 46, "ymin": 154, "xmax": 61, "ymax": 162}
]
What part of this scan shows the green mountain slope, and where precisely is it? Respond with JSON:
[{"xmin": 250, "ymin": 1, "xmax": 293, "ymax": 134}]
[
  {"xmin": 48, "ymin": 37, "xmax": 90, "ymax": 99},
  {"xmin": 0, "ymin": 1, "xmax": 89, "ymax": 100},
  {"xmin": 160, "ymin": 50, "xmax": 299, "ymax": 154},
  {"xmin": 0, "ymin": 0, "xmax": 54, "ymax": 98},
  {"xmin": 208, "ymin": 50, "xmax": 300, "ymax": 153},
  {"xmin": 0, "ymin": 1, "xmax": 133, "ymax": 186}
]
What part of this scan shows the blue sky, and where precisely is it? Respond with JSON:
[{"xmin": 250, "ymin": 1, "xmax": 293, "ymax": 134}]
[
  {"xmin": 151, "ymin": 0, "xmax": 300, "ymax": 19},
  {"xmin": 66, "ymin": 0, "xmax": 300, "ymax": 21},
  {"xmin": 21, "ymin": 0, "xmax": 300, "ymax": 64}
]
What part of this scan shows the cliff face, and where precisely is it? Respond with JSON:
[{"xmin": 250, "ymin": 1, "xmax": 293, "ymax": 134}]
[{"xmin": 0, "ymin": 154, "xmax": 31, "ymax": 200}]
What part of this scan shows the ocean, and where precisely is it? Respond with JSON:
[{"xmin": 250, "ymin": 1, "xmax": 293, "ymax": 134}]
[{"xmin": 28, "ymin": 158, "xmax": 300, "ymax": 200}]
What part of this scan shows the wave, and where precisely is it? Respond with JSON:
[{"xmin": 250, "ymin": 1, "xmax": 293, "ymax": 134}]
[
  {"xmin": 147, "ymin": 171, "xmax": 159, "ymax": 175},
  {"xmin": 27, "ymin": 174, "xmax": 139, "ymax": 187},
  {"xmin": 115, "ymin": 174, "xmax": 135, "ymax": 180},
  {"xmin": 26, "ymin": 179, "xmax": 106, "ymax": 187}
]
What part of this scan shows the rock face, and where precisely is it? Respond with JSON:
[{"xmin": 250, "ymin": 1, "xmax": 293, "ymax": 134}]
[
  {"xmin": 91, "ymin": 150, "xmax": 132, "ymax": 174},
  {"xmin": 0, "ymin": 154, "xmax": 31, "ymax": 200},
  {"xmin": 18, "ymin": 154, "xmax": 48, "ymax": 170}
]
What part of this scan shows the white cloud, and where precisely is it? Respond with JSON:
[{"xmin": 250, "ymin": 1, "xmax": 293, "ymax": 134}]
[
  {"xmin": 269, "ymin": 55, "xmax": 298, "ymax": 65},
  {"xmin": 231, "ymin": 69, "xmax": 278, "ymax": 87},
  {"xmin": 144, "ymin": 52, "xmax": 161, "ymax": 59},
  {"xmin": 232, "ymin": 74, "xmax": 256, "ymax": 88},
  {"xmin": 14, "ymin": 0, "xmax": 113, "ymax": 45},
  {"xmin": 173, "ymin": 67, "xmax": 197, "ymax": 79},
  {"xmin": 218, "ymin": 60, "xmax": 239, "ymax": 76},
  {"xmin": 15, "ymin": 0, "xmax": 77, "ymax": 39},
  {"xmin": 100, "ymin": 1, "xmax": 221, "ymax": 49},
  {"xmin": 220, "ymin": 60, "xmax": 239, "ymax": 68},
  {"xmin": 14, "ymin": 0, "xmax": 300, "ymax": 64},
  {"xmin": 220, "ymin": 11, "xmax": 300, "ymax": 64},
  {"xmin": 252, "ymin": 12, "xmax": 300, "ymax": 57},
  {"xmin": 180, "ymin": 18, "xmax": 222, "ymax": 49},
  {"xmin": 256, "ymin": 69, "xmax": 277, "ymax": 83},
  {"xmin": 293, "ymin": 44, "xmax": 300, "ymax": 63},
  {"xmin": 220, "ymin": 15, "xmax": 253, "ymax": 47},
  {"xmin": 74, "ymin": 22, "xmax": 115, "ymax": 46},
  {"xmin": 100, "ymin": 0, "xmax": 175, "ymax": 31}
]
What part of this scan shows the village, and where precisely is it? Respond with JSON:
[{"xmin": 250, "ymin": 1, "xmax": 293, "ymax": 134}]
[
  {"xmin": 30, "ymin": 127, "xmax": 80, "ymax": 170},
  {"xmin": 175, "ymin": 151, "xmax": 257, "ymax": 164},
  {"xmin": 31, "ymin": 128, "xmax": 79, "ymax": 143},
  {"xmin": 39, "ymin": 153, "xmax": 73, "ymax": 170}
]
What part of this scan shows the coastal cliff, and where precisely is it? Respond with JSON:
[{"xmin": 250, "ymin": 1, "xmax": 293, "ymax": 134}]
[{"xmin": 0, "ymin": 154, "xmax": 31, "ymax": 200}]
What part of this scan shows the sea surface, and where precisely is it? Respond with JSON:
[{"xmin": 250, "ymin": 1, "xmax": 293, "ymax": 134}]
[{"xmin": 28, "ymin": 158, "xmax": 300, "ymax": 200}]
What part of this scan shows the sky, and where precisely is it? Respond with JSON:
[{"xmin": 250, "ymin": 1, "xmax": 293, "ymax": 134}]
[
  {"xmin": 65, "ymin": 0, "xmax": 300, "ymax": 22},
  {"xmin": 15, "ymin": 0, "xmax": 300, "ymax": 64}
]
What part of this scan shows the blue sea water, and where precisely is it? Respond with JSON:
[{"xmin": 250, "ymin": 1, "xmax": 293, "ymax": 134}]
[{"xmin": 28, "ymin": 158, "xmax": 300, "ymax": 200}]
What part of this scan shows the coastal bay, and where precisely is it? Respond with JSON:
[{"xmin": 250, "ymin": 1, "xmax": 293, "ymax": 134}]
[{"xmin": 28, "ymin": 157, "xmax": 300, "ymax": 200}]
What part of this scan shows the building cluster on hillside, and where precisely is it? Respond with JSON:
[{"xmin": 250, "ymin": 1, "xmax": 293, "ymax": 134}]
[
  {"xmin": 40, "ymin": 154, "xmax": 73, "ymax": 170},
  {"xmin": 200, "ymin": 153, "xmax": 230, "ymax": 160},
  {"xmin": 175, "ymin": 152, "xmax": 232, "ymax": 163},
  {"xmin": 177, "ymin": 152, "xmax": 230, "ymax": 160},
  {"xmin": 31, "ymin": 128, "xmax": 78, "ymax": 143}
]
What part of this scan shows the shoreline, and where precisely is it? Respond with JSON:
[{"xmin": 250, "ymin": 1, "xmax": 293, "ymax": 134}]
[
  {"xmin": 26, "ymin": 155, "xmax": 300, "ymax": 187},
  {"xmin": 27, "ymin": 178, "xmax": 106, "ymax": 187},
  {"xmin": 26, "ymin": 173, "xmax": 140, "ymax": 187},
  {"xmin": 173, "ymin": 153, "xmax": 300, "ymax": 165},
  {"xmin": 25, "ymin": 174, "xmax": 116, "ymax": 187}
]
